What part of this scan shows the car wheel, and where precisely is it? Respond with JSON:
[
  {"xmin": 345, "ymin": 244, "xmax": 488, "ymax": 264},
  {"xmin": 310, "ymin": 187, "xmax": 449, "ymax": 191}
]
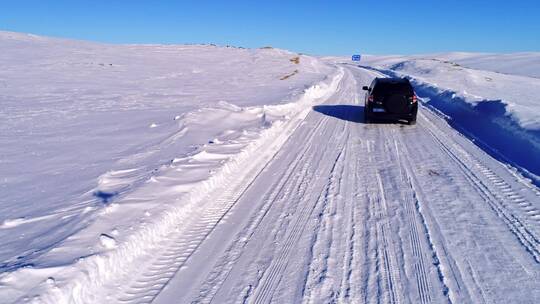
[
  {"xmin": 408, "ymin": 118, "xmax": 416, "ymax": 125},
  {"xmin": 364, "ymin": 113, "xmax": 371, "ymax": 123},
  {"xmin": 364, "ymin": 107, "xmax": 370, "ymax": 123}
]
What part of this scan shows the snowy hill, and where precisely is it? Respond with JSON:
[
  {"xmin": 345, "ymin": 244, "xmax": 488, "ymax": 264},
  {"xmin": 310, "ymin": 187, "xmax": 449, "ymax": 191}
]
[{"xmin": 0, "ymin": 31, "xmax": 340, "ymax": 302}]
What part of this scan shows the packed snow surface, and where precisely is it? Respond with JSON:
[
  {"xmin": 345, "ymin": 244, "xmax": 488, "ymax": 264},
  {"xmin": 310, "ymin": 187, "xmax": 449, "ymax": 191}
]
[{"xmin": 1, "ymin": 33, "xmax": 539, "ymax": 304}]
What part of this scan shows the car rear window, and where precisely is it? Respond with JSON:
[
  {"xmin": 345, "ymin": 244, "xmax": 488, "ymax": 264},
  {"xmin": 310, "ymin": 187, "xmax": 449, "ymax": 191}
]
[{"xmin": 373, "ymin": 82, "xmax": 413, "ymax": 96}]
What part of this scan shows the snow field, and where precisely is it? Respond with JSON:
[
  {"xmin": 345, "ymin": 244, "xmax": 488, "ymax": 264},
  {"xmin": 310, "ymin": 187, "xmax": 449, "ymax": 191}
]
[
  {"xmin": 8, "ymin": 68, "xmax": 343, "ymax": 304},
  {"xmin": 0, "ymin": 31, "xmax": 339, "ymax": 303}
]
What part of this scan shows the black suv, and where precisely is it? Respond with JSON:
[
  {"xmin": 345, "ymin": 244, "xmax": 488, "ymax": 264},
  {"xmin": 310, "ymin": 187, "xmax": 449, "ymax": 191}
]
[{"xmin": 362, "ymin": 77, "xmax": 418, "ymax": 125}]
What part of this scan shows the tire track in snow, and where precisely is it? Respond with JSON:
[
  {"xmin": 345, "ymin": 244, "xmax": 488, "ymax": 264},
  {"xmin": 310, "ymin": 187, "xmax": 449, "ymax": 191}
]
[
  {"xmin": 347, "ymin": 119, "xmax": 453, "ymax": 304},
  {"xmin": 389, "ymin": 131, "xmax": 433, "ymax": 304},
  {"xmin": 374, "ymin": 170, "xmax": 402, "ymax": 304},
  {"xmin": 342, "ymin": 64, "xmax": 404, "ymax": 304},
  {"xmin": 218, "ymin": 68, "xmax": 357, "ymax": 304},
  {"xmin": 249, "ymin": 122, "xmax": 349, "ymax": 304},
  {"xmin": 335, "ymin": 134, "xmax": 363, "ymax": 303},
  {"xmin": 191, "ymin": 114, "xmax": 331, "ymax": 303},
  {"xmin": 332, "ymin": 99, "xmax": 369, "ymax": 304},
  {"xmin": 388, "ymin": 127, "xmax": 453, "ymax": 304},
  {"xmin": 361, "ymin": 127, "xmax": 404, "ymax": 304},
  {"xmin": 299, "ymin": 71, "xmax": 362, "ymax": 304},
  {"xmin": 476, "ymin": 165, "xmax": 540, "ymax": 222},
  {"xmin": 393, "ymin": 107, "xmax": 540, "ymax": 303},
  {"xmin": 348, "ymin": 138, "xmax": 375, "ymax": 304},
  {"xmin": 301, "ymin": 129, "xmax": 349, "ymax": 303},
  {"xmin": 419, "ymin": 112, "xmax": 540, "ymax": 264}
]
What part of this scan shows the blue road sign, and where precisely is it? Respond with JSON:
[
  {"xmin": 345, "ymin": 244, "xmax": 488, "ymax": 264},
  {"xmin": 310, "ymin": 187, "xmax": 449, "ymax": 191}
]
[{"xmin": 352, "ymin": 54, "xmax": 361, "ymax": 61}]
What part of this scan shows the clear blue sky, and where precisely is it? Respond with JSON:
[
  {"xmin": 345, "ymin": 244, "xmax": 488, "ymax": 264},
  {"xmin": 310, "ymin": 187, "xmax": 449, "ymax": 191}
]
[{"xmin": 1, "ymin": 0, "xmax": 539, "ymax": 55}]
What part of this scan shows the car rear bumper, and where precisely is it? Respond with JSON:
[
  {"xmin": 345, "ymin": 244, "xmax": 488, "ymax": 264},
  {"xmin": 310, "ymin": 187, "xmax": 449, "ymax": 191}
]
[{"xmin": 365, "ymin": 104, "xmax": 417, "ymax": 120}]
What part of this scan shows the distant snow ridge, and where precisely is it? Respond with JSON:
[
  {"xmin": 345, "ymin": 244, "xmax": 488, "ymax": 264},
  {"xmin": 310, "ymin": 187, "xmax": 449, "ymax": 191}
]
[{"xmin": 437, "ymin": 52, "xmax": 540, "ymax": 78}]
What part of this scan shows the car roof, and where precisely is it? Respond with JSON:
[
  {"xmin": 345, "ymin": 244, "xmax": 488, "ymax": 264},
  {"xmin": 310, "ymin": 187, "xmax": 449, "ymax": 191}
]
[{"xmin": 375, "ymin": 77, "xmax": 410, "ymax": 84}]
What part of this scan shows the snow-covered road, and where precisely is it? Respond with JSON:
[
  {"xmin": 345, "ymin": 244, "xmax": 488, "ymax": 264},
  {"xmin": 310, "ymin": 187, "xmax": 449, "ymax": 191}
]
[{"xmin": 85, "ymin": 66, "xmax": 540, "ymax": 304}]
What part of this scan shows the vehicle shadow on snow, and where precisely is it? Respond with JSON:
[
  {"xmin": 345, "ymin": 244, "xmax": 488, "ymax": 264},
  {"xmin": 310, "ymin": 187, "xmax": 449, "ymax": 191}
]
[
  {"xmin": 313, "ymin": 104, "xmax": 408, "ymax": 125},
  {"xmin": 313, "ymin": 105, "xmax": 364, "ymax": 123}
]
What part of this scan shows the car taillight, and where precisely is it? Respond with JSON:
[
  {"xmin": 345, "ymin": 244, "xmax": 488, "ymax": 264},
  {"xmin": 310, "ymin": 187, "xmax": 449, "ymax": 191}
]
[
  {"xmin": 368, "ymin": 95, "xmax": 374, "ymax": 102},
  {"xmin": 410, "ymin": 94, "xmax": 418, "ymax": 103}
]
